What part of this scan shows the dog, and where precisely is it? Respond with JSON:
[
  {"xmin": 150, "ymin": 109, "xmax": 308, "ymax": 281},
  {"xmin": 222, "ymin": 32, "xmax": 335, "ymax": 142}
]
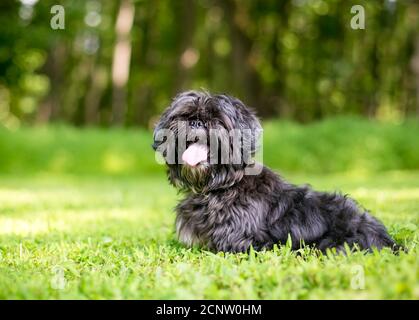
[{"xmin": 152, "ymin": 90, "xmax": 401, "ymax": 253}]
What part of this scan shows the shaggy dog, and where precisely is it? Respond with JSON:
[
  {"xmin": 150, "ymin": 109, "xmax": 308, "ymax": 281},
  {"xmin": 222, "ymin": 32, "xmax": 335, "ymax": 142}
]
[{"xmin": 152, "ymin": 90, "xmax": 400, "ymax": 253}]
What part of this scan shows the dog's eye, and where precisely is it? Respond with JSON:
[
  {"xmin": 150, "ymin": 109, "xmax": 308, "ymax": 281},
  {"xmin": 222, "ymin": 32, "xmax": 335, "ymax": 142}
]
[{"xmin": 189, "ymin": 120, "xmax": 205, "ymax": 128}]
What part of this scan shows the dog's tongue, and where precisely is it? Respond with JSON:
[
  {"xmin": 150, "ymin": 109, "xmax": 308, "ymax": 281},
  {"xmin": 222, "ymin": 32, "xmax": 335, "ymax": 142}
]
[{"xmin": 182, "ymin": 144, "xmax": 208, "ymax": 166}]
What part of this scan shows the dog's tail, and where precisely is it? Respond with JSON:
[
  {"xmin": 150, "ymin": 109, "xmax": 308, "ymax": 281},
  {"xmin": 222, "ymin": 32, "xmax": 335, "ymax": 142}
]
[{"xmin": 361, "ymin": 213, "xmax": 406, "ymax": 254}]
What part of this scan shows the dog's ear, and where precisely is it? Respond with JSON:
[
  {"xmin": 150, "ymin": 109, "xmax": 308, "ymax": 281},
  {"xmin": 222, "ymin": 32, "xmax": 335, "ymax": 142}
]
[
  {"xmin": 152, "ymin": 91, "xmax": 202, "ymax": 152},
  {"xmin": 152, "ymin": 113, "xmax": 168, "ymax": 151},
  {"xmin": 237, "ymin": 100, "xmax": 262, "ymax": 156},
  {"xmin": 153, "ymin": 91, "xmax": 200, "ymax": 133},
  {"xmin": 221, "ymin": 95, "xmax": 262, "ymax": 158}
]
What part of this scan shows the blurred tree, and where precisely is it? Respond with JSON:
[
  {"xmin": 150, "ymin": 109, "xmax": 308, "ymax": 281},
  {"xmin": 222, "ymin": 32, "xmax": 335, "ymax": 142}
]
[
  {"xmin": 0, "ymin": 0, "xmax": 417, "ymax": 128},
  {"xmin": 111, "ymin": 0, "xmax": 135, "ymax": 125}
]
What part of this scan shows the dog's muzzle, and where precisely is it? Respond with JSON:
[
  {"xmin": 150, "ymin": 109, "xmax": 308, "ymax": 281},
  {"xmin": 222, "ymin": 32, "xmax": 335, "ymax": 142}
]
[{"xmin": 182, "ymin": 143, "xmax": 208, "ymax": 167}]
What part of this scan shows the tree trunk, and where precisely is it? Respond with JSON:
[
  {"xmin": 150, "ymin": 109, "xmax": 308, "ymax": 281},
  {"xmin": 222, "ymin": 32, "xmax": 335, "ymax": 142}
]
[
  {"xmin": 111, "ymin": 0, "xmax": 135, "ymax": 125},
  {"xmin": 37, "ymin": 42, "xmax": 66, "ymax": 123},
  {"xmin": 84, "ymin": 61, "xmax": 107, "ymax": 125},
  {"xmin": 221, "ymin": 0, "xmax": 264, "ymax": 115},
  {"xmin": 411, "ymin": 36, "xmax": 419, "ymax": 119},
  {"xmin": 173, "ymin": 0, "xmax": 197, "ymax": 93}
]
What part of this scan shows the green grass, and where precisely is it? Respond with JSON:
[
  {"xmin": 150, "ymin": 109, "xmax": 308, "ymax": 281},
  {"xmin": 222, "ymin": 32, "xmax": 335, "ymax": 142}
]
[
  {"xmin": 0, "ymin": 172, "xmax": 417, "ymax": 299},
  {"xmin": 1, "ymin": 116, "xmax": 419, "ymax": 176},
  {"xmin": 0, "ymin": 118, "xmax": 418, "ymax": 299}
]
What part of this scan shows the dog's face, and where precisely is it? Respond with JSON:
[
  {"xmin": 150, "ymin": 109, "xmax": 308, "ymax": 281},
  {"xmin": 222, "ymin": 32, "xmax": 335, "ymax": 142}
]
[{"xmin": 152, "ymin": 91, "xmax": 262, "ymax": 193}]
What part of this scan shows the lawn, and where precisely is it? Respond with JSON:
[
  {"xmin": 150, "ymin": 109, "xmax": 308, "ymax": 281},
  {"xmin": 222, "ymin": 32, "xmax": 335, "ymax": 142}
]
[
  {"xmin": 0, "ymin": 119, "xmax": 418, "ymax": 299},
  {"xmin": 0, "ymin": 171, "xmax": 417, "ymax": 299}
]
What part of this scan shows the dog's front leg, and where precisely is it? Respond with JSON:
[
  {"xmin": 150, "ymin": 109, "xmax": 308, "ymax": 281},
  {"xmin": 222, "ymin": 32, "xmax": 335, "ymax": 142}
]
[{"xmin": 210, "ymin": 226, "xmax": 255, "ymax": 253}]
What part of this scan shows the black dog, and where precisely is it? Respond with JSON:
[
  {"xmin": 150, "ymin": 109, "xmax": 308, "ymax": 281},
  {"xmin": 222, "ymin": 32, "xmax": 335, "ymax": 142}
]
[{"xmin": 153, "ymin": 90, "xmax": 400, "ymax": 253}]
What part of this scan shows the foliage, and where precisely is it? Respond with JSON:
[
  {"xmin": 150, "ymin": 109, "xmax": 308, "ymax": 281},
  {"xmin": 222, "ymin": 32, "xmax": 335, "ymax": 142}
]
[{"xmin": 0, "ymin": 0, "xmax": 418, "ymax": 128}]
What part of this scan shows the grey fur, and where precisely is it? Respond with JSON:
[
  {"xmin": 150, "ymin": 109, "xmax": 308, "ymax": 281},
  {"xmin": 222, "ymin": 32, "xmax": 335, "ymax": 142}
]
[{"xmin": 153, "ymin": 90, "xmax": 401, "ymax": 253}]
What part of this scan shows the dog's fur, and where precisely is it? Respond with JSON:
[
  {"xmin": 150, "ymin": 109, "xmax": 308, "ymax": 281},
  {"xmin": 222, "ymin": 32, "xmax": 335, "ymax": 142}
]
[{"xmin": 153, "ymin": 90, "xmax": 400, "ymax": 253}]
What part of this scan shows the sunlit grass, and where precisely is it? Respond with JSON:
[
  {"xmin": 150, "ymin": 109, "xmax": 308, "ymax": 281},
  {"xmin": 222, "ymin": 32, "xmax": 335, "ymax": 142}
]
[
  {"xmin": 0, "ymin": 119, "xmax": 418, "ymax": 299},
  {"xmin": 0, "ymin": 172, "xmax": 417, "ymax": 299}
]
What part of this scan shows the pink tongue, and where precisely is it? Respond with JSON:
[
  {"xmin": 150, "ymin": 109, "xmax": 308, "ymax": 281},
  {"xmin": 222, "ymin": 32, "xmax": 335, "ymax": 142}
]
[{"xmin": 182, "ymin": 144, "xmax": 208, "ymax": 166}]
